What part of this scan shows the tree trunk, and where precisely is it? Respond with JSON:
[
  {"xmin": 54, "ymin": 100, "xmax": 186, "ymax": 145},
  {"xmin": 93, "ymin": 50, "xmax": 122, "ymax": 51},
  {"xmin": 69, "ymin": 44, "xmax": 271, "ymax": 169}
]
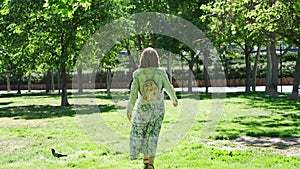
[
  {"xmin": 269, "ymin": 36, "xmax": 278, "ymax": 97},
  {"xmin": 61, "ymin": 63, "xmax": 69, "ymax": 106},
  {"xmin": 6, "ymin": 70, "xmax": 11, "ymax": 93},
  {"xmin": 17, "ymin": 76, "xmax": 21, "ymax": 94},
  {"xmin": 203, "ymin": 48, "xmax": 210, "ymax": 95},
  {"xmin": 28, "ymin": 73, "xmax": 32, "ymax": 92},
  {"xmin": 188, "ymin": 65, "xmax": 193, "ymax": 93},
  {"xmin": 57, "ymin": 70, "xmax": 61, "ymax": 93},
  {"xmin": 266, "ymin": 42, "xmax": 272, "ymax": 93},
  {"xmin": 77, "ymin": 67, "xmax": 83, "ymax": 93},
  {"xmin": 245, "ymin": 44, "xmax": 251, "ymax": 92},
  {"xmin": 167, "ymin": 53, "xmax": 172, "ymax": 83},
  {"xmin": 126, "ymin": 44, "xmax": 137, "ymax": 74},
  {"xmin": 187, "ymin": 52, "xmax": 197, "ymax": 93},
  {"xmin": 106, "ymin": 68, "xmax": 112, "ymax": 97},
  {"xmin": 290, "ymin": 44, "xmax": 300, "ymax": 100},
  {"xmin": 252, "ymin": 43, "xmax": 261, "ymax": 92},
  {"xmin": 204, "ymin": 66, "xmax": 209, "ymax": 95},
  {"xmin": 136, "ymin": 35, "xmax": 143, "ymax": 51},
  {"xmin": 46, "ymin": 69, "xmax": 51, "ymax": 93},
  {"xmin": 51, "ymin": 69, "xmax": 55, "ymax": 92}
]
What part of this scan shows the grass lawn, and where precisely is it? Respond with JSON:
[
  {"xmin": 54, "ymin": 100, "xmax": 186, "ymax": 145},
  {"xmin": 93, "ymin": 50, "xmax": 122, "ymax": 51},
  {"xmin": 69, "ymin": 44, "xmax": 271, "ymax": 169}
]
[{"xmin": 0, "ymin": 91, "xmax": 299, "ymax": 169}]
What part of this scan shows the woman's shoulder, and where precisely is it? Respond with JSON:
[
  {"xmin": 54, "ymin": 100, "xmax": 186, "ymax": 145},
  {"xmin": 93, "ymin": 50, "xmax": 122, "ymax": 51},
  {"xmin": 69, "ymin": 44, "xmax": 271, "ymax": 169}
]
[
  {"xmin": 133, "ymin": 69, "xmax": 141, "ymax": 74},
  {"xmin": 132, "ymin": 68, "xmax": 144, "ymax": 77},
  {"xmin": 155, "ymin": 68, "xmax": 167, "ymax": 76}
]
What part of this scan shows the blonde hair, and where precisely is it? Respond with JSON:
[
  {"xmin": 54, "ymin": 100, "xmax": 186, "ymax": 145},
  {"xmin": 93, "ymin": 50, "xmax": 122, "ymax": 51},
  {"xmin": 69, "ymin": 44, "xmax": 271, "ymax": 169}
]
[{"xmin": 139, "ymin": 47, "xmax": 160, "ymax": 68}]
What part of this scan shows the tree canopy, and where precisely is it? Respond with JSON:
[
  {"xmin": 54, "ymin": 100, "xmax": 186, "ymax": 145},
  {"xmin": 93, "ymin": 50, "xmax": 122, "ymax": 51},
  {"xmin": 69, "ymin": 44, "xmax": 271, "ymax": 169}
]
[{"xmin": 0, "ymin": 0, "xmax": 299, "ymax": 103}]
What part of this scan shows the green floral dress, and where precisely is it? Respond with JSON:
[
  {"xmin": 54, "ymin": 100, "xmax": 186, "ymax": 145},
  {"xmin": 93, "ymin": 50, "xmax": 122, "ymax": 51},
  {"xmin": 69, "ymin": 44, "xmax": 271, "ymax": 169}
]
[{"xmin": 127, "ymin": 67, "xmax": 178, "ymax": 160}]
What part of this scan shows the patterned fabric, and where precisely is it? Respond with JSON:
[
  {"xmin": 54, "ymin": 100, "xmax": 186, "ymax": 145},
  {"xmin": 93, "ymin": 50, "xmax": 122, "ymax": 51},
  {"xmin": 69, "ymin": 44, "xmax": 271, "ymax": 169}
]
[
  {"xmin": 130, "ymin": 102, "xmax": 164, "ymax": 160},
  {"xmin": 127, "ymin": 67, "xmax": 178, "ymax": 159}
]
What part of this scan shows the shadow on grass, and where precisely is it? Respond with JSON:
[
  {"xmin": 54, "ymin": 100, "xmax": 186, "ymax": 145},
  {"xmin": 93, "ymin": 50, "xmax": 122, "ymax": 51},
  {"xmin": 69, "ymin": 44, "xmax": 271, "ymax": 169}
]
[
  {"xmin": 213, "ymin": 92, "xmax": 300, "ymax": 140},
  {"xmin": 73, "ymin": 93, "xmax": 115, "ymax": 100},
  {"xmin": 0, "ymin": 105, "xmax": 76, "ymax": 119},
  {"xmin": 235, "ymin": 136, "xmax": 300, "ymax": 150},
  {"xmin": 74, "ymin": 104, "xmax": 119, "ymax": 115},
  {"xmin": 214, "ymin": 113, "xmax": 300, "ymax": 139},
  {"xmin": 0, "ymin": 92, "xmax": 61, "ymax": 98},
  {"xmin": 0, "ymin": 91, "xmax": 112, "ymax": 99},
  {"xmin": 0, "ymin": 104, "xmax": 118, "ymax": 120},
  {"xmin": 225, "ymin": 92, "xmax": 300, "ymax": 113},
  {"xmin": 0, "ymin": 101, "xmax": 14, "ymax": 106}
]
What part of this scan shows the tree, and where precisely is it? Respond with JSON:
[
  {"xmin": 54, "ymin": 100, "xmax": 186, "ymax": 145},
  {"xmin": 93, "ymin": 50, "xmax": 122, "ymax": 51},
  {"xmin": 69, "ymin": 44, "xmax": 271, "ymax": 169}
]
[
  {"xmin": 101, "ymin": 50, "xmax": 119, "ymax": 97},
  {"xmin": 252, "ymin": 43, "xmax": 261, "ymax": 91},
  {"xmin": 42, "ymin": 0, "xmax": 113, "ymax": 106},
  {"xmin": 201, "ymin": 0, "xmax": 262, "ymax": 92},
  {"xmin": 274, "ymin": 1, "xmax": 300, "ymax": 100},
  {"xmin": 1, "ymin": 0, "xmax": 44, "ymax": 94},
  {"xmin": 246, "ymin": 0, "xmax": 300, "ymax": 98}
]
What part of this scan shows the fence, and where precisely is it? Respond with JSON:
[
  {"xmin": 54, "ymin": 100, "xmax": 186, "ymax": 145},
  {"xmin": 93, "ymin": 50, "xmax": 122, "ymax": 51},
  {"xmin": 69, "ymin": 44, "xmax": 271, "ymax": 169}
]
[{"xmin": 0, "ymin": 77, "xmax": 295, "ymax": 91}]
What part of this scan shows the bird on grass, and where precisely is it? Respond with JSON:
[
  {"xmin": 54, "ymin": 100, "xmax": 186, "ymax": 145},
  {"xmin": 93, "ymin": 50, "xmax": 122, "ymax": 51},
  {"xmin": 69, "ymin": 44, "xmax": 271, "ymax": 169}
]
[{"xmin": 51, "ymin": 148, "xmax": 68, "ymax": 158}]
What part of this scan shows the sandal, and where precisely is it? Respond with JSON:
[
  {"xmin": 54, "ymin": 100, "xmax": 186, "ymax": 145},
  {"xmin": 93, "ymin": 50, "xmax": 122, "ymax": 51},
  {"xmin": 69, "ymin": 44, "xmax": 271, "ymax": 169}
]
[
  {"xmin": 143, "ymin": 158, "xmax": 149, "ymax": 168},
  {"xmin": 148, "ymin": 164, "xmax": 154, "ymax": 169}
]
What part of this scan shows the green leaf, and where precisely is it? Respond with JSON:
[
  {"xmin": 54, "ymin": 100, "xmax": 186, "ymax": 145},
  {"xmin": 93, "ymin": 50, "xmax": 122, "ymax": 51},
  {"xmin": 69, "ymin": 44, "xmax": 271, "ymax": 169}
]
[
  {"xmin": 57, "ymin": 1, "xmax": 67, "ymax": 8},
  {"xmin": 62, "ymin": 8, "xmax": 69, "ymax": 15},
  {"xmin": 294, "ymin": 1, "xmax": 300, "ymax": 11}
]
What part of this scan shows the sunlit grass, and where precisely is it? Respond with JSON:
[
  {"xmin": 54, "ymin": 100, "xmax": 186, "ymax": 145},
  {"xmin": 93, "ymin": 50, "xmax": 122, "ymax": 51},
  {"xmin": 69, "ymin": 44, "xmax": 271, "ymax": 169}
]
[
  {"xmin": 210, "ymin": 92, "xmax": 300, "ymax": 139},
  {"xmin": 0, "ymin": 91, "xmax": 299, "ymax": 168}
]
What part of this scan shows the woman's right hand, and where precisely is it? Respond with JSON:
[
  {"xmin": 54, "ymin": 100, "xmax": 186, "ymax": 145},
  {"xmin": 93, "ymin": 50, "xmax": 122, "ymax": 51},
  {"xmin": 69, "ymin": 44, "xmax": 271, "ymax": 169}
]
[{"xmin": 127, "ymin": 114, "xmax": 132, "ymax": 121}]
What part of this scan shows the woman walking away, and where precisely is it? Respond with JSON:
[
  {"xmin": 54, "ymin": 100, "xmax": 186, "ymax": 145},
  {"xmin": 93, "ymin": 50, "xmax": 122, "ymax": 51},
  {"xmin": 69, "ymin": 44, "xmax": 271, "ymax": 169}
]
[{"xmin": 127, "ymin": 47, "xmax": 178, "ymax": 169}]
